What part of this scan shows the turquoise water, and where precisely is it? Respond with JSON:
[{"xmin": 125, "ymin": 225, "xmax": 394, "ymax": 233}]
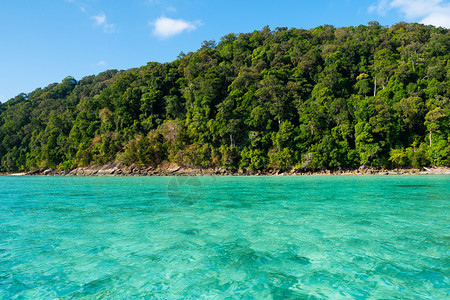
[{"xmin": 0, "ymin": 175, "xmax": 449, "ymax": 299}]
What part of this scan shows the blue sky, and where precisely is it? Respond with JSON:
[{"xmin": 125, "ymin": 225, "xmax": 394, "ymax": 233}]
[{"xmin": 1, "ymin": 0, "xmax": 449, "ymax": 102}]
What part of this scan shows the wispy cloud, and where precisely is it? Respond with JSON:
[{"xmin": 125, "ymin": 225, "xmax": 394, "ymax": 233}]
[
  {"xmin": 65, "ymin": 0, "xmax": 87, "ymax": 13},
  {"xmin": 91, "ymin": 13, "xmax": 115, "ymax": 33},
  {"xmin": 166, "ymin": 5, "xmax": 177, "ymax": 13},
  {"xmin": 146, "ymin": 0, "xmax": 176, "ymax": 13},
  {"xmin": 369, "ymin": 0, "xmax": 450, "ymax": 28},
  {"xmin": 66, "ymin": 0, "xmax": 116, "ymax": 33},
  {"xmin": 151, "ymin": 16, "xmax": 201, "ymax": 39},
  {"xmin": 91, "ymin": 13, "xmax": 106, "ymax": 26},
  {"xmin": 97, "ymin": 60, "xmax": 107, "ymax": 67},
  {"xmin": 368, "ymin": 0, "xmax": 389, "ymax": 15}
]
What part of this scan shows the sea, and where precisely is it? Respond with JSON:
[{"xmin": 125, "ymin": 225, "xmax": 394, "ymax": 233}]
[{"xmin": 0, "ymin": 175, "xmax": 449, "ymax": 299}]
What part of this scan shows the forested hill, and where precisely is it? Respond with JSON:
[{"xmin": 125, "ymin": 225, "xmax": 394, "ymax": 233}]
[{"xmin": 1, "ymin": 22, "xmax": 449, "ymax": 172}]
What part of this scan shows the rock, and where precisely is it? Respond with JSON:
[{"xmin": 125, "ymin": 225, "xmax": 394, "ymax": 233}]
[
  {"xmin": 423, "ymin": 167, "xmax": 450, "ymax": 174},
  {"xmin": 96, "ymin": 167, "xmax": 118, "ymax": 175},
  {"xmin": 10, "ymin": 172, "xmax": 27, "ymax": 176},
  {"xmin": 167, "ymin": 166, "xmax": 181, "ymax": 173}
]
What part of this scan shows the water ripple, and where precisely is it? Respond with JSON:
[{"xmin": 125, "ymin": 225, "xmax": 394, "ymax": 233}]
[{"xmin": 0, "ymin": 175, "xmax": 448, "ymax": 298}]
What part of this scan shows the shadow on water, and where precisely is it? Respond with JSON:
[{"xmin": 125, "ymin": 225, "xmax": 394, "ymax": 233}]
[
  {"xmin": 180, "ymin": 229, "xmax": 200, "ymax": 236},
  {"xmin": 394, "ymin": 185, "xmax": 430, "ymax": 188}
]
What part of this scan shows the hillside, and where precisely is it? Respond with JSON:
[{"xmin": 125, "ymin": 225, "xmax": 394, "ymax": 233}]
[{"xmin": 0, "ymin": 22, "xmax": 449, "ymax": 172}]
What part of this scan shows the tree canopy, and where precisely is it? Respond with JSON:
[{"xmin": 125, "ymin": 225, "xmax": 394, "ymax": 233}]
[{"xmin": 1, "ymin": 22, "xmax": 449, "ymax": 172}]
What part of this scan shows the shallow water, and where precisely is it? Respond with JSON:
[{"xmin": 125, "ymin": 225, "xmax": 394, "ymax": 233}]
[{"xmin": 0, "ymin": 175, "xmax": 449, "ymax": 298}]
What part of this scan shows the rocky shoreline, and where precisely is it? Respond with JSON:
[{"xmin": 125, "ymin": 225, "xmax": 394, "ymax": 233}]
[{"xmin": 2, "ymin": 162, "xmax": 450, "ymax": 177}]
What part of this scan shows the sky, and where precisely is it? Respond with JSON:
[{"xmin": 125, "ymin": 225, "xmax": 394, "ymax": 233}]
[{"xmin": 1, "ymin": 0, "xmax": 449, "ymax": 103}]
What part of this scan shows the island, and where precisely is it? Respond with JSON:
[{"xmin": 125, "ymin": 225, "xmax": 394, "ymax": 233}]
[{"xmin": 0, "ymin": 22, "xmax": 448, "ymax": 175}]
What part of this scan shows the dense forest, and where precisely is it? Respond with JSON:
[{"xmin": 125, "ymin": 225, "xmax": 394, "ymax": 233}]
[{"xmin": 0, "ymin": 22, "xmax": 449, "ymax": 172}]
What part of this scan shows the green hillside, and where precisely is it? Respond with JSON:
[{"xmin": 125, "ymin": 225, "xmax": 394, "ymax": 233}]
[{"xmin": 1, "ymin": 22, "xmax": 449, "ymax": 172}]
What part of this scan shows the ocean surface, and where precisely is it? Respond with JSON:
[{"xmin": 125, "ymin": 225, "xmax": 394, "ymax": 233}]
[{"xmin": 0, "ymin": 175, "xmax": 448, "ymax": 299}]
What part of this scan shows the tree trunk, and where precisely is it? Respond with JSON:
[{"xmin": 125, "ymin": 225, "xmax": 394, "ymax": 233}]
[{"xmin": 373, "ymin": 77, "xmax": 377, "ymax": 97}]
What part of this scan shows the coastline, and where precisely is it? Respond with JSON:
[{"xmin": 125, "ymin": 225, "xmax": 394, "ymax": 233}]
[{"xmin": 1, "ymin": 163, "xmax": 449, "ymax": 176}]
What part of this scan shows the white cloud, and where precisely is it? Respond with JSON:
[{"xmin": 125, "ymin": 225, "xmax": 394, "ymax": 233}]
[
  {"xmin": 97, "ymin": 60, "xmax": 107, "ymax": 67},
  {"xmin": 369, "ymin": 0, "xmax": 450, "ymax": 28},
  {"xmin": 91, "ymin": 13, "xmax": 115, "ymax": 33},
  {"xmin": 152, "ymin": 16, "xmax": 201, "ymax": 39},
  {"xmin": 421, "ymin": 11, "xmax": 450, "ymax": 27}
]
